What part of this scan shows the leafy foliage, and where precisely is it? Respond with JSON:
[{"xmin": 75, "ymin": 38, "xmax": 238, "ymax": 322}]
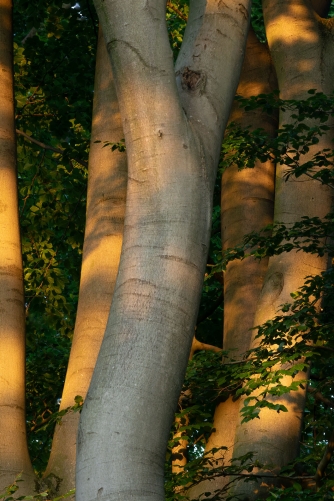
[
  {"xmin": 165, "ymin": 92, "xmax": 334, "ymax": 499},
  {"xmin": 0, "ymin": 474, "xmax": 75, "ymax": 501},
  {"xmin": 166, "ymin": 0, "xmax": 188, "ymax": 59},
  {"xmin": 13, "ymin": 0, "xmax": 97, "ymax": 473}
]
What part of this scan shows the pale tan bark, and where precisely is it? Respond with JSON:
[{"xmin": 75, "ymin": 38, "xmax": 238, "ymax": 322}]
[
  {"xmin": 43, "ymin": 27, "xmax": 127, "ymax": 495},
  {"xmin": 189, "ymin": 27, "xmax": 277, "ymax": 500},
  {"xmin": 218, "ymin": 25, "xmax": 277, "ymax": 455},
  {"xmin": 189, "ymin": 336, "xmax": 222, "ymax": 361},
  {"xmin": 231, "ymin": 2, "xmax": 334, "ymax": 498},
  {"xmin": 0, "ymin": 0, "xmax": 35, "ymax": 493},
  {"xmin": 76, "ymin": 1, "xmax": 251, "ymax": 501}
]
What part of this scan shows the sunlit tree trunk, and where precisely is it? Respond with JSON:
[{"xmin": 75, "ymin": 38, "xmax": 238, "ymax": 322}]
[
  {"xmin": 189, "ymin": 27, "xmax": 277, "ymax": 500},
  {"xmin": 76, "ymin": 1, "xmax": 251, "ymax": 501},
  {"xmin": 231, "ymin": 1, "xmax": 334, "ymax": 498},
  {"xmin": 43, "ymin": 27, "xmax": 127, "ymax": 495},
  {"xmin": 0, "ymin": 0, "xmax": 35, "ymax": 493}
]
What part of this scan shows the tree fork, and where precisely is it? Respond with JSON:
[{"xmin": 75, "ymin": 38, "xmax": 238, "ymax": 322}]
[{"xmin": 77, "ymin": 1, "xmax": 251, "ymax": 500}]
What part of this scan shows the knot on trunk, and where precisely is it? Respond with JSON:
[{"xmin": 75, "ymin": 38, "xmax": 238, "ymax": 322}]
[{"xmin": 181, "ymin": 67, "xmax": 206, "ymax": 92}]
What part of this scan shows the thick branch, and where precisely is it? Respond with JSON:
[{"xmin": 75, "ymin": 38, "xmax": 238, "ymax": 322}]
[
  {"xmin": 307, "ymin": 386, "xmax": 334, "ymax": 408},
  {"xmin": 189, "ymin": 336, "xmax": 222, "ymax": 360},
  {"xmin": 166, "ymin": 1, "xmax": 188, "ymax": 21},
  {"xmin": 16, "ymin": 129, "xmax": 88, "ymax": 168}
]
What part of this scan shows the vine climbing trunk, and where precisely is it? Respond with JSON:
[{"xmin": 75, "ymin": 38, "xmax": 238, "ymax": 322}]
[
  {"xmin": 44, "ymin": 27, "xmax": 127, "ymax": 496},
  {"xmin": 231, "ymin": 1, "xmax": 334, "ymax": 499},
  {"xmin": 0, "ymin": 0, "xmax": 36, "ymax": 493},
  {"xmin": 76, "ymin": 1, "xmax": 251, "ymax": 501}
]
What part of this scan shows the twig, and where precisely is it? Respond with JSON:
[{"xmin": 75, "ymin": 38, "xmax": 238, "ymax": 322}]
[
  {"xmin": 16, "ymin": 129, "xmax": 63, "ymax": 153},
  {"xmin": 223, "ymin": 357, "xmax": 255, "ymax": 365},
  {"xmin": 307, "ymin": 386, "xmax": 334, "ymax": 408},
  {"xmin": 16, "ymin": 129, "xmax": 88, "ymax": 168},
  {"xmin": 166, "ymin": 1, "xmax": 188, "ymax": 21},
  {"xmin": 189, "ymin": 336, "xmax": 222, "ymax": 360},
  {"xmin": 30, "ymin": 414, "xmax": 53, "ymax": 433},
  {"xmin": 21, "ymin": 27, "xmax": 37, "ymax": 44},
  {"xmin": 315, "ymin": 428, "xmax": 334, "ymax": 484}
]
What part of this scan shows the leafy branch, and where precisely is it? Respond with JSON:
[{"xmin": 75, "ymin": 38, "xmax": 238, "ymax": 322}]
[
  {"xmin": 29, "ymin": 396, "xmax": 83, "ymax": 435},
  {"xmin": 16, "ymin": 129, "xmax": 88, "ymax": 168}
]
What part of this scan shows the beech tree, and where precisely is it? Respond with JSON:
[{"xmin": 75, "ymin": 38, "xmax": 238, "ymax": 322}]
[
  {"xmin": 76, "ymin": 2, "xmax": 251, "ymax": 501},
  {"xmin": 187, "ymin": 25, "xmax": 278, "ymax": 500},
  {"xmin": 189, "ymin": 1, "xmax": 334, "ymax": 500},
  {"xmin": 230, "ymin": 2, "xmax": 334, "ymax": 499},
  {"xmin": 1, "ymin": 1, "xmax": 334, "ymax": 501}
]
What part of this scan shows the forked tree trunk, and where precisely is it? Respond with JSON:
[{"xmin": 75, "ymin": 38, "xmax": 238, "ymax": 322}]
[
  {"xmin": 76, "ymin": 1, "xmax": 251, "ymax": 501},
  {"xmin": 231, "ymin": 1, "xmax": 334, "ymax": 499},
  {"xmin": 0, "ymin": 0, "xmax": 36, "ymax": 493},
  {"xmin": 189, "ymin": 27, "xmax": 277, "ymax": 500},
  {"xmin": 44, "ymin": 27, "xmax": 127, "ymax": 496}
]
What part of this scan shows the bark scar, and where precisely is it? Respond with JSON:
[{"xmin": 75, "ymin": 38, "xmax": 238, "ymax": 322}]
[
  {"xmin": 261, "ymin": 272, "xmax": 284, "ymax": 304},
  {"xmin": 180, "ymin": 67, "xmax": 206, "ymax": 93},
  {"xmin": 159, "ymin": 254, "xmax": 199, "ymax": 271},
  {"xmin": 107, "ymin": 39, "xmax": 159, "ymax": 72},
  {"xmin": 238, "ymin": 3, "xmax": 249, "ymax": 20}
]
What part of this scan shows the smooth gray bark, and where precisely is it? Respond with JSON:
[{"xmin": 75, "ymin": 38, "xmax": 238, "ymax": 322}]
[{"xmin": 76, "ymin": 2, "xmax": 251, "ymax": 501}]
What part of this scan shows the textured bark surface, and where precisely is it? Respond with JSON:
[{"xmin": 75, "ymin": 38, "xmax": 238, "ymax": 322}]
[
  {"xmin": 0, "ymin": 0, "xmax": 35, "ymax": 493},
  {"xmin": 231, "ymin": 2, "xmax": 334, "ymax": 499},
  {"xmin": 76, "ymin": 1, "xmax": 251, "ymax": 501},
  {"xmin": 44, "ymin": 27, "xmax": 127, "ymax": 496},
  {"xmin": 189, "ymin": 27, "xmax": 277, "ymax": 500}
]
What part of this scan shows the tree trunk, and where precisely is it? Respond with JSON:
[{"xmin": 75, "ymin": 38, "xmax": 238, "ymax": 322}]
[
  {"xmin": 43, "ymin": 27, "xmax": 127, "ymax": 496},
  {"xmin": 189, "ymin": 27, "xmax": 277, "ymax": 500},
  {"xmin": 231, "ymin": 2, "xmax": 334, "ymax": 499},
  {"xmin": 0, "ymin": 0, "xmax": 35, "ymax": 493},
  {"xmin": 76, "ymin": 1, "xmax": 251, "ymax": 501}
]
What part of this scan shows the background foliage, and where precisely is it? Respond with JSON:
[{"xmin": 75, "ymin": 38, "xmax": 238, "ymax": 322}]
[{"xmin": 14, "ymin": 0, "xmax": 97, "ymax": 472}]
